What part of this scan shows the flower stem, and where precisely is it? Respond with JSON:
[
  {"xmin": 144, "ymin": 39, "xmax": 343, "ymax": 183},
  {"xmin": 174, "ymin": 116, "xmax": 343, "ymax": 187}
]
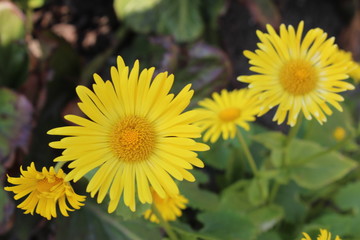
[
  {"xmin": 283, "ymin": 116, "xmax": 303, "ymax": 164},
  {"xmin": 87, "ymin": 203, "xmax": 143, "ymax": 240},
  {"xmin": 152, "ymin": 205, "xmax": 179, "ymax": 240},
  {"xmin": 270, "ymin": 117, "xmax": 302, "ymax": 202},
  {"xmin": 236, "ymin": 128, "xmax": 258, "ymax": 176},
  {"xmin": 54, "ymin": 162, "xmax": 65, "ymax": 172}
]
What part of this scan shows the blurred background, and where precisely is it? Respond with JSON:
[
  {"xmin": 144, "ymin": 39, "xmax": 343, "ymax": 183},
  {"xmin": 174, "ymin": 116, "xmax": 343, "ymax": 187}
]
[{"xmin": 0, "ymin": 0, "xmax": 360, "ymax": 239}]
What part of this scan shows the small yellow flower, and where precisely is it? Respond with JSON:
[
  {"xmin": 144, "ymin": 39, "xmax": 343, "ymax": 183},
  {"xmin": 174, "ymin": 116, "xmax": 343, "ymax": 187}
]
[
  {"xmin": 238, "ymin": 21, "xmax": 354, "ymax": 126},
  {"xmin": 4, "ymin": 162, "xmax": 86, "ymax": 220},
  {"xmin": 335, "ymin": 49, "xmax": 360, "ymax": 82},
  {"xmin": 333, "ymin": 126, "xmax": 346, "ymax": 141},
  {"xmin": 301, "ymin": 229, "xmax": 341, "ymax": 240},
  {"xmin": 194, "ymin": 89, "xmax": 260, "ymax": 143},
  {"xmin": 48, "ymin": 56, "xmax": 208, "ymax": 213},
  {"xmin": 144, "ymin": 189, "xmax": 188, "ymax": 223},
  {"xmin": 350, "ymin": 64, "xmax": 360, "ymax": 82}
]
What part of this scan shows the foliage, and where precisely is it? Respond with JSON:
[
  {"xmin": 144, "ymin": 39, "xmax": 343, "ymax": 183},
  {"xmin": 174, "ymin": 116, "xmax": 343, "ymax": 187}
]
[{"xmin": 1, "ymin": 0, "xmax": 360, "ymax": 240}]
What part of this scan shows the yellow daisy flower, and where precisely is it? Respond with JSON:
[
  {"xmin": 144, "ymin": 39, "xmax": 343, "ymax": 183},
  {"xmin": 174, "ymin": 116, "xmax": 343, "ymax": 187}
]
[
  {"xmin": 238, "ymin": 21, "xmax": 355, "ymax": 126},
  {"xmin": 195, "ymin": 89, "xmax": 260, "ymax": 143},
  {"xmin": 333, "ymin": 126, "xmax": 346, "ymax": 141},
  {"xmin": 47, "ymin": 56, "xmax": 208, "ymax": 213},
  {"xmin": 301, "ymin": 229, "xmax": 341, "ymax": 240},
  {"xmin": 144, "ymin": 189, "xmax": 188, "ymax": 223},
  {"xmin": 4, "ymin": 162, "xmax": 86, "ymax": 220},
  {"xmin": 335, "ymin": 49, "xmax": 360, "ymax": 83}
]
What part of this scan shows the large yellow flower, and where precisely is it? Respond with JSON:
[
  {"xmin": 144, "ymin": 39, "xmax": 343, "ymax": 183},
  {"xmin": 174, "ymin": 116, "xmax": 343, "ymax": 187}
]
[
  {"xmin": 144, "ymin": 189, "xmax": 188, "ymax": 223},
  {"xmin": 4, "ymin": 162, "xmax": 85, "ymax": 220},
  {"xmin": 238, "ymin": 21, "xmax": 355, "ymax": 126},
  {"xmin": 194, "ymin": 89, "xmax": 260, "ymax": 143},
  {"xmin": 48, "ymin": 56, "xmax": 208, "ymax": 213},
  {"xmin": 302, "ymin": 229, "xmax": 341, "ymax": 240}
]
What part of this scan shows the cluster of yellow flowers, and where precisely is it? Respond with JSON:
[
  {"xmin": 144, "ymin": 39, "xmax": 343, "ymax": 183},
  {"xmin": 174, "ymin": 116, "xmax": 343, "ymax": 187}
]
[{"xmin": 4, "ymin": 21, "xmax": 356, "ymax": 239}]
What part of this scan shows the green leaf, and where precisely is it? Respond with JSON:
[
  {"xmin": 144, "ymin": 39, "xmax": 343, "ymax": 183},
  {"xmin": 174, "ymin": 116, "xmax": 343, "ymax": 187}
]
[
  {"xmin": 0, "ymin": 88, "xmax": 32, "ymax": 162},
  {"xmin": 198, "ymin": 211, "xmax": 257, "ymax": 240},
  {"xmin": 0, "ymin": 2, "xmax": 25, "ymax": 45},
  {"xmin": 114, "ymin": 0, "xmax": 161, "ymax": 18},
  {"xmin": 179, "ymin": 181, "xmax": 219, "ymax": 211},
  {"xmin": 258, "ymin": 231, "xmax": 282, "ymax": 240},
  {"xmin": 287, "ymin": 139, "xmax": 357, "ymax": 189},
  {"xmin": 0, "ymin": 43, "xmax": 28, "ymax": 88},
  {"xmin": 308, "ymin": 213, "xmax": 354, "ymax": 237},
  {"xmin": 114, "ymin": 0, "xmax": 203, "ymax": 42},
  {"xmin": 114, "ymin": 0, "xmax": 160, "ymax": 34},
  {"xmin": 158, "ymin": 0, "xmax": 203, "ymax": 42},
  {"xmin": 172, "ymin": 222, "xmax": 217, "ymax": 240},
  {"xmin": 220, "ymin": 183, "xmax": 252, "ymax": 214},
  {"xmin": 14, "ymin": 0, "xmax": 45, "ymax": 9},
  {"xmin": 115, "ymin": 198, "xmax": 151, "ymax": 220},
  {"xmin": 247, "ymin": 177, "xmax": 269, "ymax": 206},
  {"xmin": 333, "ymin": 181, "xmax": 360, "ymax": 213},
  {"xmin": 252, "ymin": 131, "xmax": 285, "ymax": 150},
  {"xmin": 303, "ymin": 106, "xmax": 357, "ymax": 149},
  {"xmin": 198, "ymin": 137, "xmax": 236, "ymax": 170},
  {"xmin": 248, "ymin": 204, "xmax": 284, "ymax": 233},
  {"xmin": 56, "ymin": 202, "xmax": 161, "ymax": 240},
  {"xmin": 276, "ymin": 181, "xmax": 308, "ymax": 224}
]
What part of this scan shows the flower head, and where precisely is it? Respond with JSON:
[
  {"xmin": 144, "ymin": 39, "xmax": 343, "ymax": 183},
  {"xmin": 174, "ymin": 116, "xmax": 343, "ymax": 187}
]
[
  {"xmin": 194, "ymin": 89, "xmax": 260, "ymax": 143},
  {"xmin": 4, "ymin": 162, "xmax": 85, "ymax": 220},
  {"xmin": 48, "ymin": 56, "xmax": 209, "ymax": 213},
  {"xmin": 335, "ymin": 49, "xmax": 360, "ymax": 82},
  {"xmin": 301, "ymin": 229, "xmax": 341, "ymax": 240},
  {"xmin": 144, "ymin": 189, "xmax": 188, "ymax": 223},
  {"xmin": 238, "ymin": 21, "xmax": 355, "ymax": 126},
  {"xmin": 333, "ymin": 126, "xmax": 346, "ymax": 141}
]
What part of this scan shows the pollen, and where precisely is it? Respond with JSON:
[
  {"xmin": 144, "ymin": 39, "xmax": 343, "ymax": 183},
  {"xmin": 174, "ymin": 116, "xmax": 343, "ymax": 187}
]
[
  {"xmin": 218, "ymin": 108, "xmax": 241, "ymax": 122},
  {"xmin": 279, "ymin": 59, "xmax": 318, "ymax": 95},
  {"xmin": 110, "ymin": 116, "xmax": 156, "ymax": 162}
]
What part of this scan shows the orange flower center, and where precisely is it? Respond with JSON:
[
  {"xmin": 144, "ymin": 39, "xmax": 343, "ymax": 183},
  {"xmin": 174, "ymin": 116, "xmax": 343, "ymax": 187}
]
[
  {"xmin": 218, "ymin": 108, "xmax": 241, "ymax": 122},
  {"xmin": 279, "ymin": 59, "xmax": 318, "ymax": 95},
  {"xmin": 37, "ymin": 176, "xmax": 63, "ymax": 193},
  {"xmin": 110, "ymin": 116, "xmax": 156, "ymax": 162}
]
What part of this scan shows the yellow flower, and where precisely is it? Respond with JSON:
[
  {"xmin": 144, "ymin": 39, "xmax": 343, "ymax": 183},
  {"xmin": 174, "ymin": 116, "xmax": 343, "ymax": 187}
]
[
  {"xmin": 301, "ymin": 229, "xmax": 341, "ymax": 240},
  {"xmin": 47, "ymin": 56, "xmax": 208, "ymax": 213},
  {"xmin": 144, "ymin": 189, "xmax": 188, "ymax": 223},
  {"xmin": 4, "ymin": 162, "xmax": 85, "ymax": 220},
  {"xmin": 335, "ymin": 49, "xmax": 360, "ymax": 82},
  {"xmin": 194, "ymin": 89, "xmax": 260, "ymax": 143},
  {"xmin": 238, "ymin": 21, "xmax": 355, "ymax": 126},
  {"xmin": 333, "ymin": 126, "xmax": 346, "ymax": 141}
]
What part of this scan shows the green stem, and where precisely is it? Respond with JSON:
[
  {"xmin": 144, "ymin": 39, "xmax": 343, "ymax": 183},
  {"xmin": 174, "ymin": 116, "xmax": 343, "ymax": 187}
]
[
  {"xmin": 152, "ymin": 206, "xmax": 179, "ymax": 240},
  {"xmin": 270, "ymin": 116, "xmax": 302, "ymax": 202},
  {"xmin": 283, "ymin": 116, "xmax": 303, "ymax": 164},
  {"xmin": 236, "ymin": 128, "xmax": 258, "ymax": 176},
  {"xmin": 54, "ymin": 161, "xmax": 65, "ymax": 172},
  {"xmin": 87, "ymin": 203, "xmax": 143, "ymax": 240},
  {"xmin": 269, "ymin": 181, "xmax": 280, "ymax": 202},
  {"xmin": 225, "ymin": 153, "xmax": 235, "ymax": 184}
]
